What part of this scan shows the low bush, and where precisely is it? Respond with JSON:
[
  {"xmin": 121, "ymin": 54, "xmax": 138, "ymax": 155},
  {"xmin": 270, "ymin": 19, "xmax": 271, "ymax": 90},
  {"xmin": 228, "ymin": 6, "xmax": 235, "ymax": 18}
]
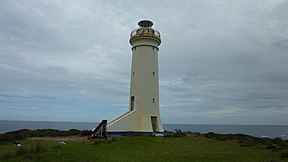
[
  {"xmin": 15, "ymin": 147, "xmax": 29, "ymax": 157},
  {"xmin": 81, "ymin": 130, "xmax": 92, "ymax": 136},
  {"xmin": 239, "ymin": 140, "xmax": 256, "ymax": 147},
  {"xmin": 174, "ymin": 132, "xmax": 186, "ymax": 137},
  {"xmin": 281, "ymin": 151, "xmax": 288, "ymax": 158},
  {"xmin": 264, "ymin": 138, "xmax": 288, "ymax": 152},
  {"xmin": 111, "ymin": 136, "xmax": 120, "ymax": 141},
  {"xmin": 0, "ymin": 129, "xmax": 92, "ymax": 143},
  {"xmin": 93, "ymin": 140, "xmax": 102, "ymax": 145},
  {"xmin": 1, "ymin": 152, "xmax": 15, "ymax": 159},
  {"xmin": 52, "ymin": 144, "xmax": 63, "ymax": 149},
  {"xmin": 1, "ymin": 143, "xmax": 47, "ymax": 160},
  {"xmin": 32, "ymin": 143, "xmax": 46, "ymax": 154},
  {"xmin": 164, "ymin": 133, "xmax": 174, "ymax": 138}
]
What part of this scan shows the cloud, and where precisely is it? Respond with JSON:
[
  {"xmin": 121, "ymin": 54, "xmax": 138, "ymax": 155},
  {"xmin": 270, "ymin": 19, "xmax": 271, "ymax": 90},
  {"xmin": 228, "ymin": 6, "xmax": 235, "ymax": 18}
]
[{"xmin": 0, "ymin": 0, "xmax": 288, "ymax": 124}]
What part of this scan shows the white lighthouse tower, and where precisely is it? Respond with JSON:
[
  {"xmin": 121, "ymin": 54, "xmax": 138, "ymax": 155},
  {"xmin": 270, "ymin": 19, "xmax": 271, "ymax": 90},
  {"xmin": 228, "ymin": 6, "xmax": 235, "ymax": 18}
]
[{"xmin": 107, "ymin": 20, "xmax": 164, "ymax": 135}]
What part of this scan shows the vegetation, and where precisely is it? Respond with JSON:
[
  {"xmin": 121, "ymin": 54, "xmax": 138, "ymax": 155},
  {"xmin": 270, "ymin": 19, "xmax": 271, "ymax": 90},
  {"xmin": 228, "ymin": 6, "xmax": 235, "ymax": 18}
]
[
  {"xmin": 1, "ymin": 130, "xmax": 288, "ymax": 161},
  {"xmin": 0, "ymin": 129, "xmax": 92, "ymax": 144},
  {"xmin": 203, "ymin": 132, "xmax": 288, "ymax": 152}
]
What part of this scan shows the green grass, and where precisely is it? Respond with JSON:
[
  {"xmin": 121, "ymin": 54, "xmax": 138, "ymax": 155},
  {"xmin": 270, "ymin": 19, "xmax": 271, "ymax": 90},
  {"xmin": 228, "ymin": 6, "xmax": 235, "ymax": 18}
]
[{"xmin": 0, "ymin": 135, "xmax": 287, "ymax": 162}]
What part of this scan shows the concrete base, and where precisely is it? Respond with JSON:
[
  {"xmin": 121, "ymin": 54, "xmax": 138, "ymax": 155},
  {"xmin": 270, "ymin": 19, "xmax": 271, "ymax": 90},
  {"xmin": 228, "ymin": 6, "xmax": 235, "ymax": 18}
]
[
  {"xmin": 107, "ymin": 110, "xmax": 164, "ymax": 134},
  {"xmin": 107, "ymin": 131, "xmax": 164, "ymax": 136}
]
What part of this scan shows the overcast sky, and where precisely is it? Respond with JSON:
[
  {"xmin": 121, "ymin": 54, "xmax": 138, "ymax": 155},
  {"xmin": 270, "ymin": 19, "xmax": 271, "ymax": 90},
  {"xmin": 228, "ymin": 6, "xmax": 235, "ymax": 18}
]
[{"xmin": 0, "ymin": 0, "xmax": 288, "ymax": 124}]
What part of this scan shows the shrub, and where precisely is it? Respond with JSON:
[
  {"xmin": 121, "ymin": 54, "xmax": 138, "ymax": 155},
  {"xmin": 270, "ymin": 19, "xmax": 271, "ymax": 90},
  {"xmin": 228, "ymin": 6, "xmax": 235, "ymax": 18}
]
[
  {"xmin": 15, "ymin": 147, "xmax": 29, "ymax": 157},
  {"xmin": 164, "ymin": 133, "xmax": 174, "ymax": 138},
  {"xmin": 93, "ymin": 140, "xmax": 102, "ymax": 145},
  {"xmin": 81, "ymin": 130, "xmax": 92, "ymax": 136},
  {"xmin": 173, "ymin": 132, "xmax": 186, "ymax": 137},
  {"xmin": 272, "ymin": 138, "xmax": 288, "ymax": 149},
  {"xmin": 239, "ymin": 140, "xmax": 255, "ymax": 147},
  {"xmin": 32, "ymin": 143, "xmax": 46, "ymax": 154},
  {"xmin": 281, "ymin": 151, "xmax": 288, "ymax": 158},
  {"xmin": 52, "ymin": 144, "xmax": 63, "ymax": 149},
  {"xmin": 14, "ymin": 143, "xmax": 46, "ymax": 158},
  {"xmin": 1, "ymin": 152, "xmax": 15, "ymax": 159},
  {"xmin": 68, "ymin": 129, "xmax": 82, "ymax": 136},
  {"xmin": 0, "ymin": 134, "xmax": 14, "ymax": 143},
  {"xmin": 106, "ymin": 140, "xmax": 112, "ymax": 144},
  {"xmin": 111, "ymin": 136, "xmax": 119, "ymax": 141},
  {"xmin": 266, "ymin": 144, "xmax": 280, "ymax": 152}
]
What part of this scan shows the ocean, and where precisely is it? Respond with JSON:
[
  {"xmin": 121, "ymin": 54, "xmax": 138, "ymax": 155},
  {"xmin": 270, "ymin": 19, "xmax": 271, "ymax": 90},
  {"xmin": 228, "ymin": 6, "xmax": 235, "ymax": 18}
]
[{"xmin": 0, "ymin": 120, "xmax": 287, "ymax": 140}]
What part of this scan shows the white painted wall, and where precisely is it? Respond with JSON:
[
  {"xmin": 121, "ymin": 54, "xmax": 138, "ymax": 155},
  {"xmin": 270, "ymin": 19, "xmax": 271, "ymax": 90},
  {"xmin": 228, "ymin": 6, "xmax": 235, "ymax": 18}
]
[{"xmin": 107, "ymin": 25, "xmax": 164, "ymax": 133}]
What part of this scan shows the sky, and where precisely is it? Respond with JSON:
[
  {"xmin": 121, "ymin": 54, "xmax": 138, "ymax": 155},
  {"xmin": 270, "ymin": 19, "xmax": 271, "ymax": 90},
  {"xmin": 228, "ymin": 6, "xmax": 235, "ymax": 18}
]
[{"xmin": 0, "ymin": 0, "xmax": 288, "ymax": 125}]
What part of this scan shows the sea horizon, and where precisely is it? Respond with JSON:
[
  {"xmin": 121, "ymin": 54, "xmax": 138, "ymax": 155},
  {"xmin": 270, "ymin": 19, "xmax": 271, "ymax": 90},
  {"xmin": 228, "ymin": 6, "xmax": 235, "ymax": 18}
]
[{"xmin": 1, "ymin": 120, "xmax": 288, "ymax": 140}]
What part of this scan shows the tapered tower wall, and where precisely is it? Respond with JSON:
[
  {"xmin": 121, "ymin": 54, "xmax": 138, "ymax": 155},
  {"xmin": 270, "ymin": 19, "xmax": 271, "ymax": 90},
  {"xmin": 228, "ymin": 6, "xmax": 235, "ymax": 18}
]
[{"xmin": 107, "ymin": 20, "xmax": 164, "ymax": 134}]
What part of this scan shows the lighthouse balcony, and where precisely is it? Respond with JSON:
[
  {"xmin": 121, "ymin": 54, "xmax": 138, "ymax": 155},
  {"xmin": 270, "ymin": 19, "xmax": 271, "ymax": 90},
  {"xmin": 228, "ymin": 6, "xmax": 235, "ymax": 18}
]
[{"xmin": 130, "ymin": 28, "xmax": 160, "ymax": 41}]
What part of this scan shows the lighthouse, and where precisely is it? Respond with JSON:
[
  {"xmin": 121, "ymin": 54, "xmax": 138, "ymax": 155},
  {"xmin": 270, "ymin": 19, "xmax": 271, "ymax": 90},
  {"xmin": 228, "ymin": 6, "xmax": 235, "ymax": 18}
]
[{"xmin": 106, "ymin": 20, "xmax": 164, "ymax": 135}]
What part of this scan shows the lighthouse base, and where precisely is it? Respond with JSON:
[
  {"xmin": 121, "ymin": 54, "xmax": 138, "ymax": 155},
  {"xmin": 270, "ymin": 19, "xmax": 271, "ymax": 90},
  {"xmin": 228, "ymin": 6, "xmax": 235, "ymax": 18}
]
[{"xmin": 106, "ymin": 110, "xmax": 164, "ymax": 136}]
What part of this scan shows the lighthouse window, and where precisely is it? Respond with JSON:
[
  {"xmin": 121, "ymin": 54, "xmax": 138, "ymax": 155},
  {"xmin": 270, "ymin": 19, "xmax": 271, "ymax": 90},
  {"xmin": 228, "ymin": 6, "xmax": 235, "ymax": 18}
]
[
  {"xmin": 133, "ymin": 72, "xmax": 135, "ymax": 76},
  {"xmin": 153, "ymin": 72, "xmax": 155, "ymax": 76},
  {"xmin": 153, "ymin": 98, "xmax": 155, "ymax": 103},
  {"xmin": 131, "ymin": 96, "xmax": 135, "ymax": 111}
]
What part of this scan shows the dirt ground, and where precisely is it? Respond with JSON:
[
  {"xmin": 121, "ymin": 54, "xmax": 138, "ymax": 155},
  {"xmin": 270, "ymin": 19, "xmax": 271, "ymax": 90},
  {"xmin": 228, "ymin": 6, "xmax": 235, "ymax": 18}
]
[{"xmin": 29, "ymin": 136, "xmax": 89, "ymax": 142}]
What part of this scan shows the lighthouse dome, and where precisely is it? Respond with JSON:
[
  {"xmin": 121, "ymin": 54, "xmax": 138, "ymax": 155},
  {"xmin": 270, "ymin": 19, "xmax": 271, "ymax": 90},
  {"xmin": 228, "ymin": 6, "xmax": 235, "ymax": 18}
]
[{"xmin": 130, "ymin": 20, "xmax": 161, "ymax": 45}]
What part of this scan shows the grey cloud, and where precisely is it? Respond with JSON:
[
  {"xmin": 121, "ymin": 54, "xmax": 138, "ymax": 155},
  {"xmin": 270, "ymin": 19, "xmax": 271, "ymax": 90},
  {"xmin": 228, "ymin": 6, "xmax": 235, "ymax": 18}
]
[{"xmin": 0, "ymin": 0, "xmax": 288, "ymax": 124}]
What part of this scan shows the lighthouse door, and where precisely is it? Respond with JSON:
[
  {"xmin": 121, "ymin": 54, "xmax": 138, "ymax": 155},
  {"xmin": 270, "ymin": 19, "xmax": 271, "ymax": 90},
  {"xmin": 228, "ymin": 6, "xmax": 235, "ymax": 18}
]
[{"xmin": 151, "ymin": 116, "xmax": 158, "ymax": 132}]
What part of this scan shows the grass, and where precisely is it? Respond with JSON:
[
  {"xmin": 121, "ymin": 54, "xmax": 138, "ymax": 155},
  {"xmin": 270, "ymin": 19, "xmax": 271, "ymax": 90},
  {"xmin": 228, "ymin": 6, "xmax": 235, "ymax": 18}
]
[{"xmin": 1, "ymin": 133, "xmax": 288, "ymax": 162}]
